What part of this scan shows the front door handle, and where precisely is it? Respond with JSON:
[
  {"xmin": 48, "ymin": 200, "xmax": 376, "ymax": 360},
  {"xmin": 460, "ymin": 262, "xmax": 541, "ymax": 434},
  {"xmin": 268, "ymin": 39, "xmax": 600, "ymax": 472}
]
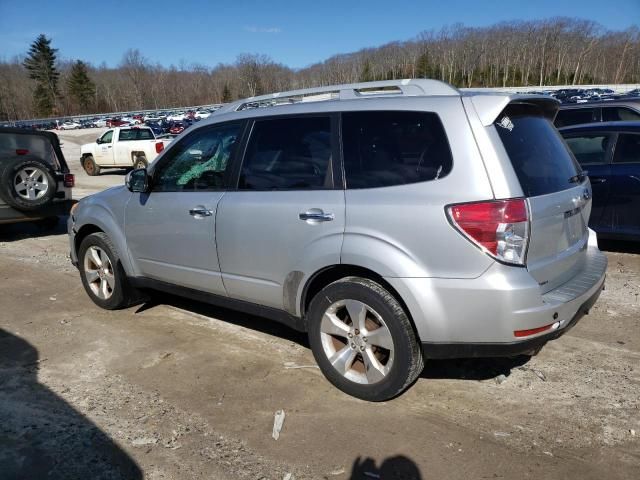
[
  {"xmin": 590, "ymin": 177, "xmax": 606, "ymax": 184},
  {"xmin": 189, "ymin": 207, "xmax": 213, "ymax": 217},
  {"xmin": 299, "ymin": 209, "xmax": 334, "ymax": 223}
]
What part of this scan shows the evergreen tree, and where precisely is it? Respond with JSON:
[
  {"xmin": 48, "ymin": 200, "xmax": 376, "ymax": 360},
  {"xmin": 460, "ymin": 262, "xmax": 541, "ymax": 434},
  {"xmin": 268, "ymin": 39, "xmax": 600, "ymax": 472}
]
[
  {"xmin": 23, "ymin": 34, "xmax": 60, "ymax": 116},
  {"xmin": 221, "ymin": 83, "xmax": 233, "ymax": 103},
  {"xmin": 67, "ymin": 60, "xmax": 96, "ymax": 112}
]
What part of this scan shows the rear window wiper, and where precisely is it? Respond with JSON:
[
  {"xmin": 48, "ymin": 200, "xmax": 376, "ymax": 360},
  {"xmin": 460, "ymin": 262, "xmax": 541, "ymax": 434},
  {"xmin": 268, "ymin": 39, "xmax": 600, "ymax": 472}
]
[{"xmin": 569, "ymin": 171, "xmax": 588, "ymax": 184}]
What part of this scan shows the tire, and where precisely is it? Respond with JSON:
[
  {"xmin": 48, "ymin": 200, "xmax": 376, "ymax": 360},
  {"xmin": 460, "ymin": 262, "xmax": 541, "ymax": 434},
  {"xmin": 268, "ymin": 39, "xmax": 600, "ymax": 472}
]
[
  {"xmin": 0, "ymin": 156, "xmax": 57, "ymax": 212},
  {"xmin": 78, "ymin": 232, "xmax": 145, "ymax": 310},
  {"xmin": 133, "ymin": 156, "xmax": 148, "ymax": 170},
  {"xmin": 307, "ymin": 277, "xmax": 424, "ymax": 401},
  {"xmin": 82, "ymin": 155, "xmax": 101, "ymax": 176}
]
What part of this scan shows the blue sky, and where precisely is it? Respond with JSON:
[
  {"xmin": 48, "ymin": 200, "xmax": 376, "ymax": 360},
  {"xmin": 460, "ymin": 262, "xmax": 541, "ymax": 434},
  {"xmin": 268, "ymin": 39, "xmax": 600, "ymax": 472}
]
[{"xmin": 1, "ymin": 0, "xmax": 638, "ymax": 69}]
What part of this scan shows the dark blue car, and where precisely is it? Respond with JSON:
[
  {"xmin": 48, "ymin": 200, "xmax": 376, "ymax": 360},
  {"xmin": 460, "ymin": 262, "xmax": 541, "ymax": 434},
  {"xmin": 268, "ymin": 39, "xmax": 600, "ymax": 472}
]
[{"xmin": 560, "ymin": 121, "xmax": 640, "ymax": 241}]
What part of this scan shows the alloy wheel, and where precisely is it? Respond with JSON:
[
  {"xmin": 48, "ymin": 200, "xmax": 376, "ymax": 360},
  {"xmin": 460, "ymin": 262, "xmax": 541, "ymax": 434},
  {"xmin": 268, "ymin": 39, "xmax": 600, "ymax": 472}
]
[
  {"xmin": 13, "ymin": 167, "xmax": 49, "ymax": 200},
  {"xmin": 320, "ymin": 299, "xmax": 394, "ymax": 384},
  {"xmin": 83, "ymin": 246, "xmax": 115, "ymax": 300}
]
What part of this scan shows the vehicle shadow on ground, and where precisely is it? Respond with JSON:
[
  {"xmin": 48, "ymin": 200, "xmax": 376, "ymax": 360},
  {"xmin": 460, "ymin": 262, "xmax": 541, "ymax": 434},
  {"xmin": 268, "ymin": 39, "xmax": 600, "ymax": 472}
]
[
  {"xmin": 139, "ymin": 293, "xmax": 310, "ymax": 347},
  {"xmin": 0, "ymin": 214, "xmax": 69, "ymax": 242},
  {"xmin": 421, "ymin": 355, "xmax": 530, "ymax": 381},
  {"xmin": 349, "ymin": 455, "xmax": 422, "ymax": 479},
  {"xmin": 0, "ymin": 328, "xmax": 142, "ymax": 480},
  {"xmin": 598, "ymin": 239, "xmax": 640, "ymax": 255},
  {"xmin": 138, "ymin": 294, "xmax": 530, "ymax": 381}
]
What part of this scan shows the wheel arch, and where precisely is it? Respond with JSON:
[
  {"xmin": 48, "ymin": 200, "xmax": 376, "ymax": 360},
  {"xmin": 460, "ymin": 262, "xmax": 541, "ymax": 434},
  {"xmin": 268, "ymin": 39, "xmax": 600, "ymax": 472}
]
[{"xmin": 299, "ymin": 264, "xmax": 420, "ymax": 341}]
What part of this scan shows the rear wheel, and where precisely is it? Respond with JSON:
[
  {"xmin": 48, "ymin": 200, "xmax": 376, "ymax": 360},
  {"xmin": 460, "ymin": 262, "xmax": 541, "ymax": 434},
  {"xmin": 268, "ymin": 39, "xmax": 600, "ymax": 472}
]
[
  {"xmin": 82, "ymin": 155, "xmax": 100, "ymax": 176},
  {"xmin": 307, "ymin": 277, "xmax": 424, "ymax": 401},
  {"xmin": 78, "ymin": 232, "xmax": 145, "ymax": 309}
]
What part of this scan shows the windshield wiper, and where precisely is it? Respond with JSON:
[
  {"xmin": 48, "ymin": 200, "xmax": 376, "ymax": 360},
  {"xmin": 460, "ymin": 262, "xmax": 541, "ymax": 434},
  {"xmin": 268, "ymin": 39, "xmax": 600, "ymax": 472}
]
[{"xmin": 569, "ymin": 171, "xmax": 588, "ymax": 184}]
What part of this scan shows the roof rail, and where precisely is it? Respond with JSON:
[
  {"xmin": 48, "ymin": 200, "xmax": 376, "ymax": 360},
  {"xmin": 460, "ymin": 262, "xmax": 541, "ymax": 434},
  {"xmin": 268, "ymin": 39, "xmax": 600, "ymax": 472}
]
[{"xmin": 219, "ymin": 79, "xmax": 459, "ymax": 113}]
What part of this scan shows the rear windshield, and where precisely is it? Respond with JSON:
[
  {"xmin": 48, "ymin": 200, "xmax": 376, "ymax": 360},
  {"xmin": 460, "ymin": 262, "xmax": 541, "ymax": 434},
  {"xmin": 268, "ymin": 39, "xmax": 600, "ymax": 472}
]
[
  {"xmin": 495, "ymin": 104, "xmax": 580, "ymax": 197},
  {"xmin": 118, "ymin": 128, "xmax": 154, "ymax": 141}
]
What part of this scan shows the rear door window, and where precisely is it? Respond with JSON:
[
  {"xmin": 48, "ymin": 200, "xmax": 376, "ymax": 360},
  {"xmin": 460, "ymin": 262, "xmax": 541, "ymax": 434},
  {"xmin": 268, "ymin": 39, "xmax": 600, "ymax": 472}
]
[
  {"xmin": 239, "ymin": 116, "xmax": 333, "ymax": 190},
  {"xmin": 342, "ymin": 111, "xmax": 452, "ymax": 189},
  {"xmin": 602, "ymin": 107, "xmax": 640, "ymax": 122},
  {"xmin": 554, "ymin": 108, "xmax": 596, "ymax": 127},
  {"xmin": 564, "ymin": 134, "xmax": 611, "ymax": 166},
  {"xmin": 495, "ymin": 104, "xmax": 580, "ymax": 197},
  {"xmin": 613, "ymin": 134, "xmax": 640, "ymax": 164}
]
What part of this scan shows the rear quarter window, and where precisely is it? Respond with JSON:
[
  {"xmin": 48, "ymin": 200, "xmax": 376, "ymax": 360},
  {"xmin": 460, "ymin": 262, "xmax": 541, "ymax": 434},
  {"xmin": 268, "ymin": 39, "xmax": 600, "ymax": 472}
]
[
  {"xmin": 342, "ymin": 111, "xmax": 452, "ymax": 189},
  {"xmin": 495, "ymin": 104, "xmax": 580, "ymax": 197}
]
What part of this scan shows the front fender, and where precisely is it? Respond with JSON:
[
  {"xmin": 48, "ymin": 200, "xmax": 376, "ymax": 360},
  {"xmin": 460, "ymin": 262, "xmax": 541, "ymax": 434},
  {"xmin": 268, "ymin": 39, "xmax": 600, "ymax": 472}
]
[{"xmin": 73, "ymin": 189, "xmax": 135, "ymax": 276}]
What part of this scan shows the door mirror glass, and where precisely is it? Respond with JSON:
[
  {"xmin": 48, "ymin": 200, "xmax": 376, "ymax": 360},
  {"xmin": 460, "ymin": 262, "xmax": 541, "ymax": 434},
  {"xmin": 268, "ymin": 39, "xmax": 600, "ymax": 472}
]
[{"xmin": 125, "ymin": 168, "xmax": 149, "ymax": 192}]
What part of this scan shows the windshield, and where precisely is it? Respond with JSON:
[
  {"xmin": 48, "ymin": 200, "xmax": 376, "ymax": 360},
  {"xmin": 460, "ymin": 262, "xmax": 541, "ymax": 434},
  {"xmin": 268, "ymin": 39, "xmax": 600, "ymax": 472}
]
[{"xmin": 495, "ymin": 104, "xmax": 581, "ymax": 197}]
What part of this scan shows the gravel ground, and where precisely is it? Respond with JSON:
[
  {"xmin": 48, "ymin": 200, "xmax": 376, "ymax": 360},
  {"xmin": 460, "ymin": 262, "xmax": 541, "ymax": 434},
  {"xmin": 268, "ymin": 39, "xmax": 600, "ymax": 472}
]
[{"xmin": 0, "ymin": 130, "xmax": 638, "ymax": 479}]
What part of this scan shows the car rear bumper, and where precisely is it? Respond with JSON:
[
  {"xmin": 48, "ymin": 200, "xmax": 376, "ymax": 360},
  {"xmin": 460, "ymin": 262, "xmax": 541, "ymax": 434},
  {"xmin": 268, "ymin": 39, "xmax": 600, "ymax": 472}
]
[
  {"xmin": 420, "ymin": 272, "xmax": 604, "ymax": 358},
  {"xmin": 385, "ymin": 242, "xmax": 607, "ymax": 357},
  {"xmin": 0, "ymin": 199, "xmax": 75, "ymax": 224}
]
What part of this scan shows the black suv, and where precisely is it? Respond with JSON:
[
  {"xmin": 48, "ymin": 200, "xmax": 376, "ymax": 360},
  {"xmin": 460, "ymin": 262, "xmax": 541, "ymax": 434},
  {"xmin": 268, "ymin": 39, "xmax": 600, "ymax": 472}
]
[
  {"xmin": 555, "ymin": 98, "xmax": 640, "ymax": 128},
  {"xmin": 0, "ymin": 128, "xmax": 74, "ymax": 226}
]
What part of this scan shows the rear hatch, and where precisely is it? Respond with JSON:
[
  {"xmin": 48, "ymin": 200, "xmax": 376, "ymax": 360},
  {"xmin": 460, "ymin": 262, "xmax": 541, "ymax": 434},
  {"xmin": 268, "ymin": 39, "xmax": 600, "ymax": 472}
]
[{"xmin": 494, "ymin": 103, "xmax": 590, "ymax": 293}]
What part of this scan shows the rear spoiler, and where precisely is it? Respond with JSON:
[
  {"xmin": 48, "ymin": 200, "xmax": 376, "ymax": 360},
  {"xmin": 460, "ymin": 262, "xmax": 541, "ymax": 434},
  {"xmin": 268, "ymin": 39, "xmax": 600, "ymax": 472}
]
[{"xmin": 467, "ymin": 94, "xmax": 560, "ymax": 126}]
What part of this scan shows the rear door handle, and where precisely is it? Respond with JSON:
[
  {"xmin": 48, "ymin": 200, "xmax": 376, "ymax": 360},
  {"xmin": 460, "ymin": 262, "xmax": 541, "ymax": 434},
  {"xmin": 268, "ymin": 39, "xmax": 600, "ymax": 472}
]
[
  {"xmin": 299, "ymin": 209, "xmax": 334, "ymax": 222},
  {"xmin": 189, "ymin": 207, "xmax": 213, "ymax": 217}
]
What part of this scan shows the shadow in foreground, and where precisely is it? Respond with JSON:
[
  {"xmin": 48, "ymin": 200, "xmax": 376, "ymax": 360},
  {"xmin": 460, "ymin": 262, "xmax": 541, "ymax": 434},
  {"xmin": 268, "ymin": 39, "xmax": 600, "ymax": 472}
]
[
  {"xmin": 350, "ymin": 455, "xmax": 422, "ymax": 480},
  {"xmin": 0, "ymin": 328, "xmax": 142, "ymax": 480}
]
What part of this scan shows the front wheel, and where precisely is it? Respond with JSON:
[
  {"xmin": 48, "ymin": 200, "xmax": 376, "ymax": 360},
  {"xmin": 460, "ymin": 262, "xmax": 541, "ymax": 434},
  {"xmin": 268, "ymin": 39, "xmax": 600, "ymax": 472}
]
[
  {"xmin": 78, "ymin": 232, "xmax": 145, "ymax": 309},
  {"xmin": 307, "ymin": 277, "xmax": 424, "ymax": 401}
]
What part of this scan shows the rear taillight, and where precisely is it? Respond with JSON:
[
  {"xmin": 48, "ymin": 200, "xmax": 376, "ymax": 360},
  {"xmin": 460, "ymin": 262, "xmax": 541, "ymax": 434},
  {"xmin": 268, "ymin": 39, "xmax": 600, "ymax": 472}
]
[
  {"xmin": 155, "ymin": 142, "xmax": 164, "ymax": 154},
  {"xmin": 447, "ymin": 199, "xmax": 529, "ymax": 265},
  {"xmin": 63, "ymin": 173, "xmax": 75, "ymax": 188},
  {"xmin": 16, "ymin": 149, "xmax": 29, "ymax": 155}
]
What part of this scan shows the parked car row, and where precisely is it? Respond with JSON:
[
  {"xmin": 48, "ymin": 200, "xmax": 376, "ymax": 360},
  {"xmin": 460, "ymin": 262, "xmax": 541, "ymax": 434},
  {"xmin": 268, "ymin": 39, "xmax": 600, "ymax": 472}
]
[
  {"xmin": 521, "ymin": 87, "xmax": 640, "ymax": 104},
  {"xmin": 2, "ymin": 106, "xmax": 221, "ymax": 132}
]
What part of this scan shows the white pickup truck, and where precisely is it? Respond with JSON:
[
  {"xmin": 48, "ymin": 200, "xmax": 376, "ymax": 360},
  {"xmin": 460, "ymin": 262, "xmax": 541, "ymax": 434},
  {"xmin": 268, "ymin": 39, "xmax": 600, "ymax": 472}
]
[{"xmin": 80, "ymin": 127, "xmax": 172, "ymax": 176}]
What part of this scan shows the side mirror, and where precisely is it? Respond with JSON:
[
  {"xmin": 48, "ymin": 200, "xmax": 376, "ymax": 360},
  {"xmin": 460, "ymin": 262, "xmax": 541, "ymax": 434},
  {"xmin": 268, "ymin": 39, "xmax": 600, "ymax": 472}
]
[
  {"xmin": 125, "ymin": 168, "xmax": 149, "ymax": 193},
  {"xmin": 96, "ymin": 137, "xmax": 101, "ymax": 144}
]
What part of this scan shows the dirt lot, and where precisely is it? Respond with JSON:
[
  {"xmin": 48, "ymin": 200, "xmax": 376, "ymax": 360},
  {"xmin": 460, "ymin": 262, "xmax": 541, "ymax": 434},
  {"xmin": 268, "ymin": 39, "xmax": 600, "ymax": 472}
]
[{"xmin": 0, "ymin": 130, "xmax": 639, "ymax": 479}]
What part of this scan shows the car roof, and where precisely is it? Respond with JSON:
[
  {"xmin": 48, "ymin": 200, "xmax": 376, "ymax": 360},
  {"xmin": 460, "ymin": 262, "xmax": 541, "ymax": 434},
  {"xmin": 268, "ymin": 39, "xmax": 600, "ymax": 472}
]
[
  {"xmin": 558, "ymin": 121, "xmax": 640, "ymax": 133},
  {"xmin": 200, "ymin": 79, "xmax": 559, "ymax": 128}
]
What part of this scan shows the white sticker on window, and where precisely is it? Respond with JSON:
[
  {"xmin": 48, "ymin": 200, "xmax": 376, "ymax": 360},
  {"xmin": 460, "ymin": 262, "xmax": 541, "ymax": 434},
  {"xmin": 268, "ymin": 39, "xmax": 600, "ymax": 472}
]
[{"xmin": 497, "ymin": 116, "xmax": 514, "ymax": 131}]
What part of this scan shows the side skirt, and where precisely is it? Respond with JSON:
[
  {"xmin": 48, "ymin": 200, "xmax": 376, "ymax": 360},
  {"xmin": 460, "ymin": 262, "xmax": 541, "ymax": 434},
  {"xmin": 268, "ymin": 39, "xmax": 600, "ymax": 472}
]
[{"xmin": 129, "ymin": 277, "xmax": 306, "ymax": 332}]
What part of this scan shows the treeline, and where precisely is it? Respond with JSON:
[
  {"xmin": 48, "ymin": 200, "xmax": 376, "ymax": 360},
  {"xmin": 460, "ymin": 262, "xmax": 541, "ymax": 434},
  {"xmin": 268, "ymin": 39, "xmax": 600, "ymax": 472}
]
[{"xmin": 1, "ymin": 17, "xmax": 638, "ymax": 121}]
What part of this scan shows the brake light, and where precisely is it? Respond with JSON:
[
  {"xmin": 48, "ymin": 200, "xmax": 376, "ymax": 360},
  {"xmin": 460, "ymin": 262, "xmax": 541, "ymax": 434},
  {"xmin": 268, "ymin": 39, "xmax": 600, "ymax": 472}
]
[
  {"xmin": 63, "ymin": 173, "xmax": 75, "ymax": 188},
  {"xmin": 16, "ymin": 149, "xmax": 29, "ymax": 155},
  {"xmin": 155, "ymin": 142, "xmax": 164, "ymax": 154},
  {"xmin": 447, "ymin": 199, "xmax": 529, "ymax": 265}
]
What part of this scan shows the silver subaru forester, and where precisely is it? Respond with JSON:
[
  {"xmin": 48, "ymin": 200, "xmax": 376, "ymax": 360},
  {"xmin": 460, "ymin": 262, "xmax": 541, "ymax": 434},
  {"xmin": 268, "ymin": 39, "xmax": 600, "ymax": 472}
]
[{"xmin": 68, "ymin": 79, "xmax": 607, "ymax": 401}]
